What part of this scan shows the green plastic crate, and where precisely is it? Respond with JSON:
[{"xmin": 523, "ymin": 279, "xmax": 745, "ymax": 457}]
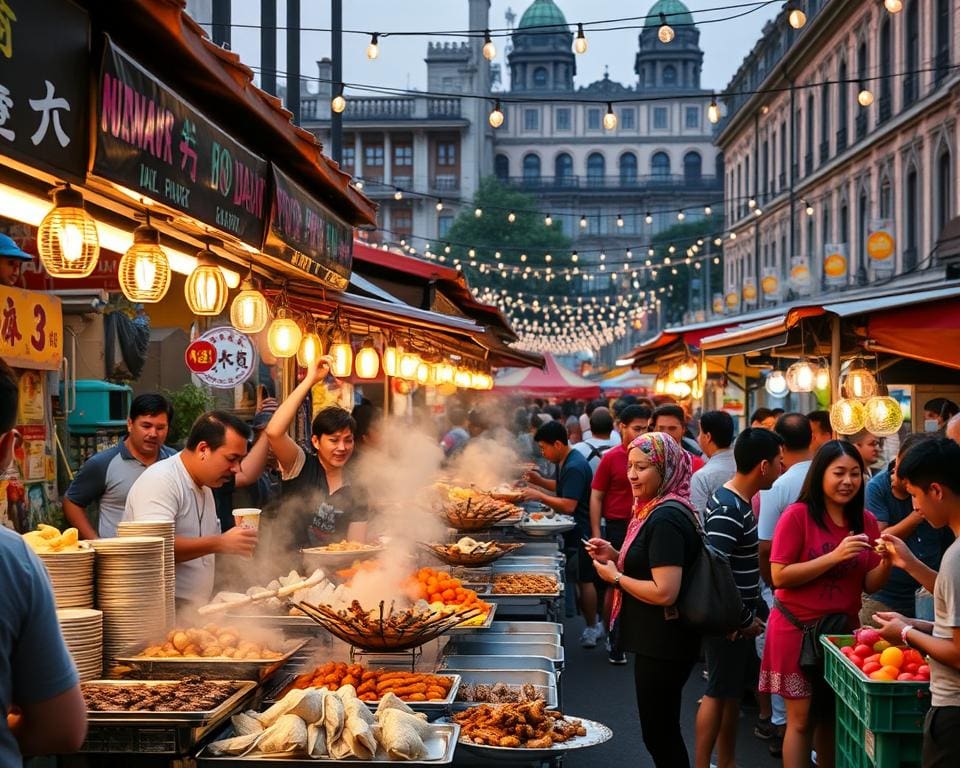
[
  {"xmin": 822, "ymin": 635, "xmax": 930, "ymax": 733},
  {"xmin": 836, "ymin": 697, "xmax": 923, "ymax": 768}
]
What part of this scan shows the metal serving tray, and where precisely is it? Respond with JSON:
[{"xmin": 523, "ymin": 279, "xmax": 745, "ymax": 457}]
[
  {"xmin": 223, "ymin": 611, "xmax": 321, "ymax": 633},
  {"xmin": 264, "ymin": 673, "xmax": 463, "ymax": 715},
  {"xmin": 450, "ymin": 669, "xmax": 557, "ymax": 711},
  {"xmin": 84, "ymin": 680, "xmax": 257, "ymax": 724},
  {"xmin": 114, "ymin": 638, "xmax": 309, "ymax": 681},
  {"xmin": 450, "ymin": 716, "xmax": 612, "ymax": 762},
  {"xmin": 439, "ymin": 655, "xmax": 556, "ymax": 676},
  {"xmin": 196, "ymin": 722, "xmax": 461, "ymax": 765},
  {"xmin": 447, "ymin": 602, "xmax": 496, "ymax": 633},
  {"xmin": 486, "ymin": 621, "xmax": 563, "ymax": 637},
  {"xmin": 444, "ymin": 640, "xmax": 564, "ymax": 667},
  {"xmin": 494, "ymin": 556, "xmax": 563, "ymax": 568}
]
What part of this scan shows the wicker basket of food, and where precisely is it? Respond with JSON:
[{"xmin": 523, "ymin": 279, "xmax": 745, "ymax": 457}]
[
  {"xmin": 442, "ymin": 496, "xmax": 523, "ymax": 531},
  {"xmin": 421, "ymin": 539, "xmax": 524, "ymax": 567}
]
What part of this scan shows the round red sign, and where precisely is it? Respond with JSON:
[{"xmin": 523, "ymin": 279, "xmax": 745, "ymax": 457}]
[{"xmin": 185, "ymin": 339, "xmax": 217, "ymax": 373}]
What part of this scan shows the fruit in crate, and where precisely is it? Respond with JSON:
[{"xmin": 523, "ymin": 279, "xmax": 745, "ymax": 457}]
[{"xmin": 839, "ymin": 630, "xmax": 931, "ymax": 681}]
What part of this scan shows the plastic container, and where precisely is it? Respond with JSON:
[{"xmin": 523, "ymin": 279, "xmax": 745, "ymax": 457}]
[{"xmin": 835, "ymin": 697, "xmax": 923, "ymax": 768}]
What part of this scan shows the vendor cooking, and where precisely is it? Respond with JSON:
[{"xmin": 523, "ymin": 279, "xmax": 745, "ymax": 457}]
[
  {"xmin": 265, "ymin": 355, "xmax": 369, "ymax": 548},
  {"xmin": 123, "ymin": 411, "xmax": 258, "ymax": 606}
]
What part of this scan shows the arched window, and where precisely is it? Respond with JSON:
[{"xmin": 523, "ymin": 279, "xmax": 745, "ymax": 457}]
[
  {"xmin": 494, "ymin": 154, "xmax": 509, "ymax": 180},
  {"xmin": 820, "ymin": 81, "xmax": 830, "ymax": 163},
  {"xmin": 936, "ymin": 146, "xmax": 952, "ymax": 237},
  {"xmin": 663, "ymin": 65, "xmax": 677, "ymax": 86},
  {"xmin": 805, "ymin": 93, "xmax": 815, "ymax": 174},
  {"xmin": 879, "ymin": 18, "xmax": 892, "ymax": 115},
  {"xmin": 837, "ymin": 60, "xmax": 848, "ymax": 149},
  {"xmin": 586, "ymin": 152, "xmax": 605, "ymax": 186},
  {"xmin": 619, "ymin": 153, "xmax": 638, "ymax": 185},
  {"xmin": 522, "ymin": 153, "xmax": 541, "ymax": 182},
  {"xmin": 879, "ymin": 175, "xmax": 892, "ymax": 218},
  {"xmin": 683, "ymin": 151, "xmax": 702, "ymax": 183},
  {"xmin": 533, "ymin": 67, "xmax": 548, "ymax": 89},
  {"xmin": 935, "ymin": 0, "xmax": 951, "ymax": 84},
  {"xmin": 904, "ymin": 1, "xmax": 920, "ymax": 105},
  {"xmin": 904, "ymin": 165, "xmax": 919, "ymax": 270},
  {"xmin": 651, "ymin": 151, "xmax": 671, "ymax": 178},
  {"xmin": 715, "ymin": 151, "xmax": 725, "ymax": 181},
  {"xmin": 554, "ymin": 153, "xmax": 574, "ymax": 186}
]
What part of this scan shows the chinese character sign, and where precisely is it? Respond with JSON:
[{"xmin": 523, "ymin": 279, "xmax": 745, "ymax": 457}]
[
  {"xmin": 191, "ymin": 327, "xmax": 256, "ymax": 389},
  {"xmin": 0, "ymin": 285, "xmax": 62, "ymax": 370},
  {"xmin": 0, "ymin": 0, "xmax": 88, "ymax": 179}
]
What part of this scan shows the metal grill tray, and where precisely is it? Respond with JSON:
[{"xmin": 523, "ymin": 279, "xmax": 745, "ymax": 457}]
[
  {"xmin": 265, "ymin": 673, "xmax": 463, "ymax": 714},
  {"xmin": 444, "ymin": 640, "xmax": 564, "ymax": 667},
  {"xmin": 486, "ymin": 621, "xmax": 563, "ymax": 636},
  {"xmin": 114, "ymin": 638, "xmax": 309, "ymax": 680},
  {"xmin": 439, "ymin": 655, "xmax": 556, "ymax": 676},
  {"xmin": 84, "ymin": 679, "xmax": 257, "ymax": 725},
  {"xmin": 447, "ymin": 715, "xmax": 612, "ymax": 761},
  {"xmin": 450, "ymin": 669, "xmax": 557, "ymax": 711},
  {"xmin": 196, "ymin": 722, "xmax": 461, "ymax": 765}
]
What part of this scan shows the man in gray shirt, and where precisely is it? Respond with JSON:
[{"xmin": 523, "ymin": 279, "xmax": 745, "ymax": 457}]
[
  {"xmin": 690, "ymin": 410, "xmax": 737, "ymax": 515},
  {"xmin": 63, "ymin": 393, "xmax": 175, "ymax": 539},
  {"xmin": 875, "ymin": 438, "xmax": 960, "ymax": 768}
]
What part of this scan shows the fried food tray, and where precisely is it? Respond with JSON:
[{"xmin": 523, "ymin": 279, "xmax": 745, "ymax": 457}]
[
  {"xmin": 114, "ymin": 639, "xmax": 309, "ymax": 681},
  {"xmin": 450, "ymin": 669, "xmax": 557, "ymax": 711}
]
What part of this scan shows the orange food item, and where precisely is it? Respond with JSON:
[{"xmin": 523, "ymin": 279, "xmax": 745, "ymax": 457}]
[{"xmin": 283, "ymin": 663, "xmax": 456, "ymax": 702}]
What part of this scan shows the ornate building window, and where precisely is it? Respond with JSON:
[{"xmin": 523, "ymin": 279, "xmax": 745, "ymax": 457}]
[
  {"xmin": 555, "ymin": 153, "xmax": 574, "ymax": 185},
  {"xmin": 651, "ymin": 151, "xmax": 671, "ymax": 179},
  {"xmin": 522, "ymin": 153, "xmax": 541, "ymax": 182},
  {"xmin": 587, "ymin": 153, "xmax": 606, "ymax": 187},
  {"xmin": 619, "ymin": 153, "xmax": 638, "ymax": 185},
  {"xmin": 494, "ymin": 154, "xmax": 509, "ymax": 181},
  {"xmin": 533, "ymin": 67, "xmax": 548, "ymax": 89},
  {"xmin": 663, "ymin": 65, "xmax": 677, "ymax": 86},
  {"xmin": 904, "ymin": 164, "xmax": 919, "ymax": 270},
  {"xmin": 936, "ymin": 144, "xmax": 953, "ymax": 237},
  {"xmin": 684, "ymin": 151, "xmax": 702, "ymax": 183}
]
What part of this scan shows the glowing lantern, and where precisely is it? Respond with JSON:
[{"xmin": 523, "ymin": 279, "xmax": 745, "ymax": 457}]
[
  {"xmin": 416, "ymin": 361, "xmax": 433, "ymax": 385},
  {"xmin": 864, "ymin": 396, "xmax": 904, "ymax": 437},
  {"xmin": 229, "ymin": 277, "xmax": 269, "ymax": 333},
  {"xmin": 267, "ymin": 310, "xmax": 302, "ymax": 358},
  {"xmin": 118, "ymin": 223, "xmax": 170, "ymax": 303},
  {"xmin": 765, "ymin": 370, "xmax": 789, "ymax": 397},
  {"xmin": 454, "ymin": 368, "xmax": 473, "ymax": 388},
  {"xmin": 185, "ymin": 257, "xmax": 228, "ymax": 316},
  {"xmin": 38, "ymin": 186, "xmax": 100, "ymax": 278},
  {"xmin": 830, "ymin": 398, "xmax": 867, "ymax": 435},
  {"xmin": 815, "ymin": 364, "xmax": 831, "ymax": 391},
  {"xmin": 355, "ymin": 337, "xmax": 381, "ymax": 379},
  {"xmin": 398, "ymin": 351, "xmax": 421, "ymax": 380},
  {"xmin": 296, "ymin": 332, "xmax": 323, "ymax": 367},
  {"xmin": 383, "ymin": 340, "xmax": 402, "ymax": 377},
  {"xmin": 434, "ymin": 360, "xmax": 456, "ymax": 385},
  {"xmin": 786, "ymin": 360, "xmax": 816, "ymax": 393},
  {"xmin": 842, "ymin": 360, "xmax": 878, "ymax": 399},
  {"xmin": 329, "ymin": 331, "xmax": 353, "ymax": 377},
  {"xmin": 672, "ymin": 359, "xmax": 698, "ymax": 382}
]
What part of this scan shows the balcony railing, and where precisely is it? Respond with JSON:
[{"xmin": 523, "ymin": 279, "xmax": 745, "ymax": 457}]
[
  {"xmin": 300, "ymin": 94, "xmax": 464, "ymax": 122},
  {"xmin": 498, "ymin": 174, "xmax": 723, "ymax": 192},
  {"xmin": 431, "ymin": 175, "xmax": 459, "ymax": 192}
]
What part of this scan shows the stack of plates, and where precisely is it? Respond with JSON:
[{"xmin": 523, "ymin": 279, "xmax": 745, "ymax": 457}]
[
  {"xmin": 90, "ymin": 537, "xmax": 166, "ymax": 670},
  {"xmin": 117, "ymin": 520, "xmax": 176, "ymax": 627},
  {"xmin": 38, "ymin": 547, "xmax": 95, "ymax": 609},
  {"xmin": 57, "ymin": 608, "xmax": 103, "ymax": 682}
]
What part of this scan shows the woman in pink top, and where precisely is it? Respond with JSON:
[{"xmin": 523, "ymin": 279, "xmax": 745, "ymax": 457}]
[{"xmin": 760, "ymin": 440, "xmax": 892, "ymax": 768}]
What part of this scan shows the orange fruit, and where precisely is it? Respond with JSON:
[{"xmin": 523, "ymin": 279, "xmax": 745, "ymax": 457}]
[
  {"xmin": 869, "ymin": 670, "xmax": 894, "ymax": 681},
  {"xmin": 879, "ymin": 647, "xmax": 904, "ymax": 668},
  {"xmin": 880, "ymin": 665, "xmax": 900, "ymax": 679}
]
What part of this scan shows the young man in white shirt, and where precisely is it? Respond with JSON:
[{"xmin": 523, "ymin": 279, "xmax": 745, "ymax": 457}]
[{"xmin": 689, "ymin": 410, "xmax": 737, "ymax": 515}]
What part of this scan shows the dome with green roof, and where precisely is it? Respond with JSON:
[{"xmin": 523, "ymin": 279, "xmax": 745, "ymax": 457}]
[
  {"xmin": 517, "ymin": 0, "xmax": 568, "ymax": 31},
  {"xmin": 644, "ymin": 0, "xmax": 694, "ymax": 27}
]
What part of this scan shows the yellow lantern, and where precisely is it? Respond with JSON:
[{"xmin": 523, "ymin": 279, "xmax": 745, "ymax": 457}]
[
  {"xmin": 38, "ymin": 186, "xmax": 100, "ymax": 278},
  {"xmin": 864, "ymin": 396, "xmax": 904, "ymax": 437},
  {"xmin": 786, "ymin": 360, "xmax": 816, "ymax": 393},
  {"xmin": 329, "ymin": 331, "xmax": 353, "ymax": 377},
  {"xmin": 355, "ymin": 337, "xmax": 381, "ymax": 379},
  {"xmin": 416, "ymin": 361, "xmax": 433, "ymax": 385},
  {"xmin": 842, "ymin": 360, "xmax": 878, "ymax": 399},
  {"xmin": 654, "ymin": 377, "xmax": 667, "ymax": 395},
  {"xmin": 230, "ymin": 277, "xmax": 269, "ymax": 333},
  {"xmin": 673, "ymin": 359, "xmax": 698, "ymax": 382},
  {"xmin": 815, "ymin": 364, "xmax": 831, "ymax": 391},
  {"xmin": 383, "ymin": 340, "xmax": 402, "ymax": 377},
  {"xmin": 267, "ymin": 310, "xmax": 302, "ymax": 358},
  {"xmin": 184, "ymin": 257, "xmax": 228, "ymax": 316},
  {"xmin": 296, "ymin": 331, "xmax": 323, "ymax": 367},
  {"xmin": 118, "ymin": 223, "xmax": 171, "ymax": 303},
  {"xmin": 454, "ymin": 367, "xmax": 473, "ymax": 388},
  {"xmin": 667, "ymin": 381, "xmax": 692, "ymax": 399},
  {"xmin": 436, "ymin": 360, "xmax": 456, "ymax": 385},
  {"xmin": 830, "ymin": 398, "xmax": 867, "ymax": 435},
  {"xmin": 398, "ymin": 351, "xmax": 421, "ymax": 380}
]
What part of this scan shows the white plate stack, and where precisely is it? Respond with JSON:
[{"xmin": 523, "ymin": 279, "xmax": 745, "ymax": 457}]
[
  {"xmin": 56, "ymin": 608, "xmax": 103, "ymax": 682},
  {"xmin": 38, "ymin": 546, "xmax": 95, "ymax": 609},
  {"xmin": 117, "ymin": 520, "xmax": 176, "ymax": 627},
  {"xmin": 90, "ymin": 537, "xmax": 166, "ymax": 670}
]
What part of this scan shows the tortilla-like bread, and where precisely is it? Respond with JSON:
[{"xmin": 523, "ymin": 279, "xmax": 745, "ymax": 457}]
[
  {"xmin": 374, "ymin": 691, "xmax": 418, "ymax": 717},
  {"xmin": 257, "ymin": 688, "xmax": 307, "ymax": 727},
  {"xmin": 231, "ymin": 711, "xmax": 264, "ymax": 736},
  {"xmin": 206, "ymin": 731, "xmax": 260, "ymax": 756},
  {"xmin": 257, "ymin": 714, "xmax": 308, "ymax": 754},
  {"xmin": 324, "ymin": 691, "xmax": 345, "ymax": 744},
  {"xmin": 342, "ymin": 711, "xmax": 378, "ymax": 759},
  {"xmin": 378, "ymin": 708, "xmax": 428, "ymax": 760},
  {"xmin": 287, "ymin": 688, "xmax": 325, "ymax": 724},
  {"xmin": 307, "ymin": 722, "xmax": 328, "ymax": 758}
]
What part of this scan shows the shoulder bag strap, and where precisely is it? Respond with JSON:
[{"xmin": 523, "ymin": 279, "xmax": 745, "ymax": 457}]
[{"xmin": 773, "ymin": 596, "xmax": 809, "ymax": 631}]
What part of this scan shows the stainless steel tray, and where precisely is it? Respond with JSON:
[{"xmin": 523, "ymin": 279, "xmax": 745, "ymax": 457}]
[
  {"xmin": 196, "ymin": 722, "xmax": 461, "ymax": 765},
  {"xmin": 439, "ymin": 655, "xmax": 556, "ymax": 676},
  {"xmin": 224, "ymin": 611, "xmax": 320, "ymax": 632},
  {"xmin": 445, "ymin": 640, "xmax": 564, "ymax": 667},
  {"xmin": 495, "ymin": 556, "xmax": 563, "ymax": 568},
  {"xmin": 266, "ymin": 673, "xmax": 463, "ymax": 714},
  {"xmin": 115, "ymin": 638, "xmax": 310, "ymax": 681},
  {"xmin": 486, "ymin": 621, "xmax": 563, "ymax": 637},
  {"xmin": 84, "ymin": 680, "xmax": 257, "ymax": 725},
  {"xmin": 447, "ymin": 602, "xmax": 496, "ymax": 633},
  {"xmin": 451, "ymin": 669, "xmax": 557, "ymax": 711},
  {"xmin": 449, "ymin": 715, "xmax": 612, "ymax": 761}
]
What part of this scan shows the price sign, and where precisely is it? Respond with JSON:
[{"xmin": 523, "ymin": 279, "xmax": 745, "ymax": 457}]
[{"xmin": 189, "ymin": 327, "xmax": 256, "ymax": 389}]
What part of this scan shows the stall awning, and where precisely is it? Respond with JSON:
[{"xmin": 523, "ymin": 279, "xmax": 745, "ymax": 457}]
[
  {"xmin": 495, "ymin": 353, "xmax": 601, "ymax": 399},
  {"xmin": 865, "ymin": 295, "xmax": 960, "ymax": 370},
  {"xmin": 699, "ymin": 308, "xmax": 826, "ymax": 356}
]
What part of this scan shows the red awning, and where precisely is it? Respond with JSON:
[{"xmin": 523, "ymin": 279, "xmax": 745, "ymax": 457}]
[
  {"xmin": 494, "ymin": 353, "xmax": 601, "ymax": 399},
  {"xmin": 865, "ymin": 296, "xmax": 960, "ymax": 370}
]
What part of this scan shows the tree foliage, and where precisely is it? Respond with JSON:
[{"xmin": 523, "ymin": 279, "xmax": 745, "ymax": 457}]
[{"xmin": 645, "ymin": 218, "xmax": 725, "ymax": 324}]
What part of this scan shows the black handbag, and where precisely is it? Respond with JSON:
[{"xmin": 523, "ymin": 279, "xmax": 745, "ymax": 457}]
[{"xmin": 774, "ymin": 598, "xmax": 848, "ymax": 674}]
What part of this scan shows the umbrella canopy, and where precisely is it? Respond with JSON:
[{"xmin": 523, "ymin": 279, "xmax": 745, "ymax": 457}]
[
  {"xmin": 599, "ymin": 369, "xmax": 655, "ymax": 395},
  {"xmin": 495, "ymin": 353, "xmax": 602, "ymax": 399}
]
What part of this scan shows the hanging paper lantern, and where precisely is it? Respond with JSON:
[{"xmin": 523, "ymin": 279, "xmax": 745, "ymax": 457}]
[
  {"xmin": 434, "ymin": 360, "xmax": 456, "ymax": 385},
  {"xmin": 830, "ymin": 398, "xmax": 867, "ymax": 435},
  {"xmin": 383, "ymin": 340, "xmax": 402, "ymax": 377},
  {"xmin": 355, "ymin": 337, "xmax": 381, "ymax": 379},
  {"xmin": 842, "ymin": 360, "xmax": 878, "ymax": 399},
  {"xmin": 38, "ymin": 186, "xmax": 100, "ymax": 278},
  {"xmin": 230, "ymin": 278, "xmax": 269, "ymax": 333},
  {"xmin": 672, "ymin": 359, "xmax": 698, "ymax": 382},
  {"xmin": 118, "ymin": 223, "xmax": 170, "ymax": 303},
  {"xmin": 454, "ymin": 367, "xmax": 473, "ymax": 388},
  {"xmin": 654, "ymin": 377, "xmax": 667, "ymax": 395},
  {"xmin": 786, "ymin": 360, "xmax": 816, "ymax": 393},
  {"xmin": 398, "ymin": 351, "xmax": 421, "ymax": 380},
  {"xmin": 864, "ymin": 396, "xmax": 904, "ymax": 437},
  {"xmin": 267, "ymin": 310, "xmax": 302, "ymax": 358},
  {"xmin": 184, "ymin": 258, "xmax": 228, "ymax": 316},
  {"xmin": 296, "ymin": 331, "xmax": 323, "ymax": 367},
  {"xmin": 416, "ymin": 361, "xmax": 434, "ymax": 385},
  {"xmin": 815, "ymin": 364, "xmax": 831, "ymax": 391},
  {"xmin": 765, "ymin": 370, "xmax": 788, "ymax": 397},
  {"xmin": 329, "ymin": 331, "xmax": 353, "ymax": 377}
]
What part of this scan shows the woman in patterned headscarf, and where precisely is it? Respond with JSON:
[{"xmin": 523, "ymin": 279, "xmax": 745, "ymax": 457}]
[{"xmin": 587, "ymin": 432, "xmax": 701, "ymax": 768}]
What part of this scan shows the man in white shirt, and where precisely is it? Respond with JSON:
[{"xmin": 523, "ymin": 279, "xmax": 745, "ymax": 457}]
[
  {"xmin": 689, "ymin": 410, "xmax": 737, "ymax": 515},
  {"xmin": 124, "ymin": 411, "xmax": 258, "ymax": 606},
  {"xmin": 573, "ymin": 408, "xmax": 619, "ymax": 472}
]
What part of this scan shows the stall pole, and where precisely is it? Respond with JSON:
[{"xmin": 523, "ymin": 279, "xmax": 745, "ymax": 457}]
[
  {"xmin": 330, "ymin": 0, "xmax": 343, "ymax": 164},
  {"xmin": 260, "ymin": 0, "xmax": 277, "ymax": 96},
  {"xmin": 830, "ymin": 315, "xmax": 841, "ymax": 405},
  {"xmin": 286, "ymin": 0, "xmax": 301, "ymax": 124}
]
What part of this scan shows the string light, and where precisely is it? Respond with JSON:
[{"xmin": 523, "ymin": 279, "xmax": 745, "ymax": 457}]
[
  {"xmin": 603, "ymin": 102, "xmax": 617, "ymax": 130},
  {"xmin": 645, "ymin": 212, "xmax": 653, "ymax": 224},
  {"xmin": 677, "ymin": 210, "xmax": 685, "ymax": 221},
  {"xmin": 507, "ymin": 210, "xmax": 516, "ymax": 223},
  {"xmin": 857, "ymin": 83, "xmax": 874, "ymax": 106},
  {"xmin": 544, "ymin": 213, "xmax": 552, "ymax": 226},
  {"xmin": 804, "ymin": 200, "xmax": 815, "ymax": 216},
  {"xmin": 884, "ymin": 0, "xmax": 903, "ymax": 12},
  {"xmin": 435, "ymin": 199, "xmax": 443, "ymax": 212},
  {"xmin": 657, "ymin": 13, "xmax": 675, "ymax": 44},
  {"xmin": 573, "ymin": 22, "xmax": 588, "ymax": 54},
  {"xmin": 331, "ymin": 83, "xmax": 347, "ymax": 113},
  {"xmin": 707, "ymin": 96, "xmax": 721, "ymax": 124},
  {"xmin": 786, "ymin": 2, "xmax": 807, "ymax": 29},
  {"xmin": 393, "ymin": 188, "xmax": 403, "ymax": 200},
  {"xmin": 482, "ymin": 29, "xmax": 496, "ymax": 61},
  {"xmin": 366, "ymin": 33, "xmax": 380, "ymax": 60},
  {"xmin": 488, "ymin": 100, "xmax": 504, "ymax": 128},
  {"xmin": 474, "ymin": 207, "xmax": 482, "ymax": 218},
  {"xmin": 616, "ymin": 213, "xmax": 624, "ymax": 228},
  {"xmin": 704, "ymin": 205, "xmax": 712, "ymax": 215},
  {"xmin": 579, "ymin": 214, "xmax": 588, "ymax": 229}
]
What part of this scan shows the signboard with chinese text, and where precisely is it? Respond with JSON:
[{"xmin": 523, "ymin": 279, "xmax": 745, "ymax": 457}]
[
  {"xmin": 184, "ymin": 339, "xmax": 216, "ymax": 374},
  {"xmin": 93, "ymin": 39, "xmax": 268, "ymax": 249},
  {"xmin": 262, "ymin": 165, "xmax": 352, "ymax": 290},
  {"xmin": 0, "ymin": 285, "xmax": 62, "ymax": 370},
  {"xmin": 0, "ymin": 0, "xmax": 89, "ymax": 179},
  {"xmin": 190, "ymin": 327, "xmax": 256, "ymax": 389}
]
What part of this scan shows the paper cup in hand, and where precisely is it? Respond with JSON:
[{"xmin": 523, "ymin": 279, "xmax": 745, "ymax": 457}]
[{"xmin": 233, "ymin": 508, "xmax": 261, "ymax": 530}]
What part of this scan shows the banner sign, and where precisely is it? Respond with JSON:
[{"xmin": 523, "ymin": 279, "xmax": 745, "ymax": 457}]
[
  {"xmin": 712, "ymin": 293, "xmax": 724, "ymax": 315},
  {"xmin": 189, "ymin": 326, "xmax": 256, "ymax": 389},
  {"xmin": 867, "ymin": 220, "xmax": 895, "ymax": 273},
  {"xmin": 823, "ymin": 243, "xmax": 848, "ymax": 287},
  {"xmin": 263, "ymin": 165, "xmax": 352, "ymax": 290},
  {"xmin": 761, "ymin": 267, "xmax": 780, "ymax": 300},
  {"xmin": 94, "ymin": 39, "xmax": 268, "ymax": 248},
  {"xmin": 724, "ymin": 290, "xmax": 739, "ymax": 313},
  {"xmin": 790, "ymin": 256, "xmax": 812, "ymax": 295},
  {"xmin": 743, "ymin": 276, "xmax": 758, "ymax": 307},
  {"xmin": 0, "ymin": 285, "xmax": 62, "ymax": 370},
  {"xmin": 0, "ymin": 0, "xmax": 89, "ymax": 179}
]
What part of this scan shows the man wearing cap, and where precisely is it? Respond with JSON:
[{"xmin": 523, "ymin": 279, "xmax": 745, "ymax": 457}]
[{"xmin": 0, "ymin": 234, "xmax": 33, "ymax": 287}]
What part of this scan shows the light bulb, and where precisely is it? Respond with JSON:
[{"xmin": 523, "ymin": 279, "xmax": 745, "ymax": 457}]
[
  {"xmin": 354, "ymin": 179, "xmax": 363, "ymax": 190},
  {"xmin": 645, "ymin": 213, "xmax": 653, "ymax": 224},
  {"xmin": 884, "ymin": 0, "xmax": 903, "ymax": 12},
  {"xmin": 366, "ymin": 33, "xmax": 379, "ymax": 60},
  {"xmin": 786, "ymin": 360, "xmax": 816, "ymax": 392},
  {"xmin": 329, "ymin": 334, "xmax": 353, "ymax": 377},
  {"xmin": 58, "ymin": 223, "xmax": 83, "ymax": 262},
  {"xmin": 707, "ymin": 98, "xmax": 721, "ymax": 124},
  {"xmin": 267, "ymin": 313, "xmax": 302, "ymax": 358},
  {"xmin": 602, "ymin": 103, "xmax": 617, "ymax": 130},
  {"xmin": 748, "ymin": 198, "xmax": 756, "ymax": 209},
  {"xmin": 355, "ymin": 338, "xmax": 381, "ymax": 379},
  {"xmin": 573, "ymin": 23, "xmax": 587, "ymax": 54},
  {"xmin": 482, "ymin": 30, "xmax": 496, "ymax": 61},
  {"xmin": 579, "ymin": 215, "xmax": 587, "ymax": 229},
  {"xmin": 858, "ymin": 87, "xmax": 874, "ymax": 107},
  {"xmin": 544, "ymin": 213, "xmax": 552, "ymax": 226},
  {"xmin": 658, "ymin": 14, "xmax": 675, "ymax": 44},
  {"xmin": 830, "ymin": 398, "xmax": 867, "ymax": 435},
  {"xmin": 488, "ymin": 101, "xmax": 504, "ymax": 128},
  {"xmin": 765, "ymin": 370, "xmax": 788, "ymax": 397},
  {"xmin": 677, "ymin": 210, "xmax": 686, "ymax": 221},
  {"xmin": 616, "ymin": 214, "xmax": 624, "ymax": 227},
  {"xmin": 393, "ymin": 188, "xmax": 403, "ymax": 200},
  {"xmin": 787, "ymin": 8, "xmax": 807, "ymax": 29},
  {"xmin": 398, "ymin": 351, "xmax": 420, "ymax": 380},
  {"xmin": 571, "ymin": 251, "xmax": 578, "ymax": 262},
  {"xmin": 331, "ymin": 85, "xmax": 347, "ymax": 113},
  {"xmin": 805, "ymin": 202, "xmax": 815, "ymax": 216},
  {"xmin": 435, "ymin": 200, "xmax": 443, "ymax": 212},
  {"xmin": 705, "ymin": 205, "xmax": 713, "ymax": 215},
  {"xmin": 297, "ymin": 332, "xmax": 323, "ymax": 367},
  {"xmin": 815, "ymin": 365, "xmax": 831, "ymax": 391},
  {"xmin": 507, "ymin": 211, "xmax": 516, "ymax": 223}
]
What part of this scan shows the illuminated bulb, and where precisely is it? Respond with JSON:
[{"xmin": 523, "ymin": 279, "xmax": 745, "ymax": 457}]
[
  {"xmin": 474, "ymin": 207, "xmax": 483, "ymax": 218},
  {"xmin": 705, "ymin": 205, "xmax": 713, "ymax": 215},
  {"xmin": 754, "ymin": 207, "xmax": 763, "ymax": 216},
  {"xmin": 884, "ymin": 0, "xmax": 903, "ymax": 12},
  {"xmin": 354, "ymin": 179, "xmax": 363, "ymax": 190},
  {"xmin": 435, "ymin": 199, "xmax": 443, "ymax": 212},
  {"xmin": 398, "ymin": 351, "xmax": 421, "ymax": 380},
  {"xmin": 677, "ymin": 210, "xmax": 686, "ymax": 221},
  {"xmin": 296, "ymin": 332, "xmax": 323, "ymax": 367},
  {"xmin": 185, "ymin": 258, "xmax": 228, "ymax": 316},
  {"xmin": 267, "ymin": 312, "xmax": 302, "ymax": 358},
  {"xmin": 119, "ymin": 223, "xmax": 171, "ymax": 303},
  {"xmin": 415, "ymin": 361, "xmax": 432, "ymax": 386},
  {"xmin": 657, "ymin": 13, "xmax": 675, "ymax": 44},
  {"xmin": 229, "ymin": 277, "xmax": 268, "ymax": 333},
  {"xmin": 488, "ymin": 100, "xmax": 504, "ymax": 128},
  {"xmin": 579, "ymin": 215, "xmax": 588, "ymax": 229},
  {"xmin": 571, "ymin": 252, "xmax": 578, "ymax": 262},
  {"xmin": 729, "ymin": 232, "xmax": 737, "ymax": 239},
  {"xmin": 843, "ymin": 362, "xmax": 878, "ymax": 399},
  {"xmin": 366, "ymin": 33, "xmax": 380, "ymax": 60},
  {"xmin": 707, "ymin": 97, "xmax": 721, "ymax": 124},
  {"xmin": 748, "ymin": 198, "xmax": 756, "ymax": 209},
  {"xmin": 507, "ymin": 211, "xmax": 516, "ymax": 223},
  {"xmin": 787, "ymin": 7, "xmax": 807, "ymax": 29},
  {"xmin": 482, "ymin": 30, "xmax": 496, "ymax": 60},
  {"xmin": 37, "ymin": 186, "xmax": 100, "ymax": 278},
  {"xmin": 830, "ymin": 398, "xmax": 867, "ymax": 435},
  {"xmin": 435, "ymin": 360, "xmax": 455, "ymax": 384},
  {"xmin": 329, "ymin": 332, "xmax": 354, "ymax": 377},
  {"xmin": 765, "ymin": 370, "xmax": 789, "ymax": 397},
  {"xmin": 454, "ymin": 367, "xmax": 473, "ymax": 388},
  {"xmin": 354, "ymin": 337, "xmax": 381, "ymax": 379},
  {"xmin": 394, "ymin": 188, "xmax": 403, "ymax": 200},
  {"xmin": 544, "ymin": 213, "xmax": 553, "ymax": 226},
  {"xmin": 383, "ymin": 341, "xmax": 402, "ymax": 376},
  {"xmin": 331, "ymin": 84, "xmax": 347, "ymax": 113},
  {"xmin": 805, "ymin": 201, "xmax": 815, "ymax": 216},
  {"xmin": 864, "ymin": 396, "xmax": 904, "ymax": 436},
  {"xmin": 603, "ymin": 103, "xmax": 617, "ymax": 130},
  {"xmin": 616, "ymin": 213, "xmax": 624, "ymax": 227},
  {"xmin": 573, "ymin": 22, "xmax": 587, "ymax": 54},
  {"xmin": 786, "ymin": 360, "xmax": 816, "ymax": 392},
  {"xmin": 858, "ymin": 87, "xmax": 874, "ymax": 107},
  {"xmin": 645, "ymin": 212, "xmax": 653, "ymax": 224}
]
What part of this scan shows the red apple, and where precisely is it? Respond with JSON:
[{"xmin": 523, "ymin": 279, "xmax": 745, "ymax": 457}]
[
  {"xmin": 917, "ymin": 665, "xmax": 931, "ymax": 680},
  {"xmin": 854, "ymin": 644, "xmax": 873, "ymax": 658},
  {"xmin": 858, "ymin": 628, "xmax": 882, "ymax": 646},
  {"xmin": 849, "ymin": 654, "xmax": 865, "ymax": 668},
  {"xmin": 863, "ymin": 662, "xmax": 882, "ymax": 675}
]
